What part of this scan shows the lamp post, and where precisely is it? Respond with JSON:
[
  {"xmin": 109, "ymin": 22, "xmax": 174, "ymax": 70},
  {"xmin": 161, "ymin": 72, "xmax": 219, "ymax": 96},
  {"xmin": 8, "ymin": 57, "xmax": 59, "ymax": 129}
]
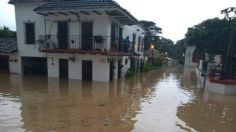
[
  {"xmin": 151, "ymin": 44, "xmax": 154, "ymax": 65},
  {"xmin": 165, "ymin": 52, "xmax": 168, "ymax": 56},
  {"xmin": 220, "ymin": 7, "xmax": 236, "ymax": 79}
]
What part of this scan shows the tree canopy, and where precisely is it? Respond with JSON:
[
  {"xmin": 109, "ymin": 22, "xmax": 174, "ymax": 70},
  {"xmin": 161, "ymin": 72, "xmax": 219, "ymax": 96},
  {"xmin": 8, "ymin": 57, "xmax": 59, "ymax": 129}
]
[
  {"xmin": 140, "ymin": 20, "xmax": 162, "ymax": 36},
  {"xmin": 185, "ymin": 18, "xmax": 236, "ymax": 55},
  {"xmin": 169, "ymin": 39, "xmax": 186, "ymax": 64},
  {"xmin": 0, "ymin": 26, "xmax": 16, "ymax": 38},
  {"xmin": 156, "ymin": 37, "xmax": 174, "ymax": 54},
  {"xmin": 140, "ymin": 20, "xmax": 178, "ymax": 61},
  {"xmin": 140, "ymin": 20, "xmax": 162, "ymax": 50}
]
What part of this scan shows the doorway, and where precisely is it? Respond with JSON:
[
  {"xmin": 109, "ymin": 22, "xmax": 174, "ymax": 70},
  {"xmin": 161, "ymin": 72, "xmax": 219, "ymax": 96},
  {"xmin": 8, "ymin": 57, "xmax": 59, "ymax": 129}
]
[
  {"xmin": 58, "ymin": 22, "xmax": 68, "ymax": 49},
  {"xmin": 119, "ymin": 28, "xmax": 123, "ymax": 52},
  {"xmin": 118, "ymin": 59, "xmax": 122, "ymax": 79},
  {"xmin": 82, "ymin": 60, "xmax": 92, "ymax": 81},
  {"xmin": 130, "ymin": 58, "xmax": 136, "ymax": 71},
  {"xmin": 0, "ymin": 55, "xmax": 9, "ymax": 72},
  {"xmin": 110, "ymin": 61, "xmax": 114, "ymax": 81},
  {"xmin": 132, "ymin": 34, "xmax": 136, "ymax": 52},
  {"xmin": 22, "ymin": 57, "xmax": 47, "ymax": 76},
  {"xmin": 59, "ymin": 59, "xmax": 68, "ymax": 79},
  {"xmin": 82, "ymin": 22, "xmax": 93, "ymax": 50}
]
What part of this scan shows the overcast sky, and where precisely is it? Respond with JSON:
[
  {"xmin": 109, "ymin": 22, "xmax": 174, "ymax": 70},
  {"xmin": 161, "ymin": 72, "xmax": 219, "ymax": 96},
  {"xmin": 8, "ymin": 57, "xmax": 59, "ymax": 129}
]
[{"xmin": 0, "ymin": 0, "xmax": 235, "ymax": 42}]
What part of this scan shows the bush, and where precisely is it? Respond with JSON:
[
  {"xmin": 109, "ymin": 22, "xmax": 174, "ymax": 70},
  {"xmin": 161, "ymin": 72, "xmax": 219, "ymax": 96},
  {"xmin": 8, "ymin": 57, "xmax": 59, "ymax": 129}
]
[
  {"xmin": 154, "ymin": 53, "xmax": 163, "ymax": 66},
  {"xmin": 141, "ymin": 63, "xmax": 156, "ymax": 72},
  {"xmin": 147, "ymin": 53, "xmax": 164, "ymax": 66}
]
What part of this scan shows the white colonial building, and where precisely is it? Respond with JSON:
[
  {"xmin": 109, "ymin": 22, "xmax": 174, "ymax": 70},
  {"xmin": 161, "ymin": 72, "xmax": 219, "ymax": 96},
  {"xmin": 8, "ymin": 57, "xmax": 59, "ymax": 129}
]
[{"xmin": 7, "ymin": 0, "xmax": 145, "ymax": 82}]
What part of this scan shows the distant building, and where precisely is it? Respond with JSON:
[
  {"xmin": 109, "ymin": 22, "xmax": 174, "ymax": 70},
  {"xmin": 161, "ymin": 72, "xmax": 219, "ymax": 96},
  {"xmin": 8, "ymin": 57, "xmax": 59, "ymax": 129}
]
[
  {"xmin": 7, "ymin": 0, "xmax": 145, "ymax": 81},
  {"xmin": 0, "ymin": 38, "xmax": 18, "ymax": 73}
]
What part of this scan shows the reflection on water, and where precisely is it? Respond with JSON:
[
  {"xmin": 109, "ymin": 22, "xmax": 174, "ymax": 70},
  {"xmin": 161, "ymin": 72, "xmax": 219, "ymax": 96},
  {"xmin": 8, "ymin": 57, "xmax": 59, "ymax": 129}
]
[{"xmin": 0, "ymin": 67, "xmax": 236, "ymax": 132}]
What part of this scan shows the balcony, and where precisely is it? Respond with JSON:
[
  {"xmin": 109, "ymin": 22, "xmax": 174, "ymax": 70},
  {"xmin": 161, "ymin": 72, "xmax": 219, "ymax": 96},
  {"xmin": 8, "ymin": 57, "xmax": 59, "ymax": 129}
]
[{"xmin": 37, "ymin": 35, "xmax": 134, "ymax": 56}]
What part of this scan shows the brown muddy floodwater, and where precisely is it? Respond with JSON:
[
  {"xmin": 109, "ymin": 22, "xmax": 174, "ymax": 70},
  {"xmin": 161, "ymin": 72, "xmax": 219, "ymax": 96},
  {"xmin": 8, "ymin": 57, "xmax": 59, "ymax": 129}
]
[{"xmin": 0, "ymin": 67, "xmax": 236, "ymax": 132}]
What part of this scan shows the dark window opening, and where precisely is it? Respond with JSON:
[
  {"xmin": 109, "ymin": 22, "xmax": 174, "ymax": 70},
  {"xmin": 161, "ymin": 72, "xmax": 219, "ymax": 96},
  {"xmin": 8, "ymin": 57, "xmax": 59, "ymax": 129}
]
[
  {"xmin": 25, "ymin": 23, "xmax": 35, "ymax": 44},
  {"xmin": 0, "ymin": 56, "xmax": 9, "ymax": 72}
]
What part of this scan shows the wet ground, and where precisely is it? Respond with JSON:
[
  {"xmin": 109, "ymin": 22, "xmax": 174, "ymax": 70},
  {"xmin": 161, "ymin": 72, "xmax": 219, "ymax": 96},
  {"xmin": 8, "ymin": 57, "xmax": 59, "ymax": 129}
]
[{"xmin": 0, "ymin": 67, "xmax": 236, "ymax": 132}]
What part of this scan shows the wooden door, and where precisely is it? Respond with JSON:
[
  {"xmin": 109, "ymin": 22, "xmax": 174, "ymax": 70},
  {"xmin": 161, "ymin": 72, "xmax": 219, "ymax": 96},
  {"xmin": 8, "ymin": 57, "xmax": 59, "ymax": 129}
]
[
  {"xmin": 82, "ymin": 22, "xmax": 93, "ymax": 50},
  {"xmin": 59, "ymin": 59, "xmax": 68, "ymax": 79},
  {"xmin": 58, "ymin": 22, "xmax": 68, "ymax": 49},
  {"xmin": 82, "ymin": 60, "xmax": 92, "ymax": 81},
  {"xmin": 111, "ymin": 24, "xmax": 116, "ymax": 50},
  {"xmin": 118, "ymin": 59, "xmax": 122, "ymax": 79},
  {"xmin": 119, "ymin": 28, "xmax": 123, "ymax": 51},
  {"xmin": 110, "ymin": 61, "xmax": 114, "ymax": 81}
]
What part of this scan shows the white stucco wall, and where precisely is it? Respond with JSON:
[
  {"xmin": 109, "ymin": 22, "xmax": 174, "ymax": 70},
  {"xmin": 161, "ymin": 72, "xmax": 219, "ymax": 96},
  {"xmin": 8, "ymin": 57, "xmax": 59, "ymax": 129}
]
[
  {"xmin": 13, "ymin": 2, "xmax": 49, "ymax": 74},
  {"xmin": 47, "ymin": 54, "xmax": 110, "ymax": 82},
  {"xmin": 123, "ymin": 25, "xmax": 145, "ymax": 54},
  {"xmin": 15, "ymin": 2, "xmax": 48, "ymax": 57},
  {"xmin": 184, "ymin": 46, "xmax": 198, "ymax": 67},
  {"xmin": 0, "ymin": 53, "xmax": 21, "ymax": 74},
  {"xmin": 9, "ymin": 53, "xmax": 21, "ymax": 74},
  {"xmin": 206, "ymin": 79, "xmax": 236, "ymax": 95},
  {"xmin": 47, "ymin": 55, "xmax": 59, "ymax": 78}
]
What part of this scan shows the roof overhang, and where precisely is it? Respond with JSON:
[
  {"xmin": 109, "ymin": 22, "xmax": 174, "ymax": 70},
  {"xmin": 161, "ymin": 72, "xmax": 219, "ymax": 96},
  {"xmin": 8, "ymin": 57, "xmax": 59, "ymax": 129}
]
[
  {"xmin": 9, "ymin": 0, "xmax": 45, "ymax": 5},
  {"xmin": 34, "ymin": 0, "xmax": 139, "ymax": 25},
  {"xmin": 0, "ymin": 38, "xmax": 18, "ymax": 54}
]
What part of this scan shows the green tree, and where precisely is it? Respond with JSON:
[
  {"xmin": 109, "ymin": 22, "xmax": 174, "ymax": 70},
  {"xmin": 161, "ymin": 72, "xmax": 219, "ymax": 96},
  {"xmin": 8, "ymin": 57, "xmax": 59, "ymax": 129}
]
[
  {"xmin": 156, "ymin": 37, "xmax": 174, "ymax": 54},
  {"xmin": 154, "ymin": 53, "xmax": 164, "ymax": 66},
  {"xmin": 185, "ymin": 18, "xmax": 236, "ymax": 56},
  {"xmin": 140, "ymin": 20, "xmax": 162, "ymax": 50},
  {"xmin": 0, "ymin": 26, "xmax": 16, "ymax": 38},
  {"xmin": 170, "ymin": 39, "xmax": 186, "ymax": 64}
]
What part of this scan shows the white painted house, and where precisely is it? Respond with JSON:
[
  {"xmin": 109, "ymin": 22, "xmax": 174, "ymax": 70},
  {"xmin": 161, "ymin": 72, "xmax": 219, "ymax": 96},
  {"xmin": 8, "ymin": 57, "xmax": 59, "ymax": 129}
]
[{"xmin": 8, "ymin": 0, "xmax": 145, "ymax": 82}]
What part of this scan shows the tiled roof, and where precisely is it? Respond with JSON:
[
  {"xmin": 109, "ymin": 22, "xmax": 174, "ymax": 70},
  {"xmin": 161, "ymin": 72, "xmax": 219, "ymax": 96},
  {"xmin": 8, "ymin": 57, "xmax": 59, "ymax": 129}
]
[
  {"xmin": 34, "ymin": 0, "xmax": 139, "ymax": 25},
  {"xmin": 34, "ymin": 0, "xmax": 118, "ymax": 12},
  {"xmin": 9, "ymin": 0, "xmax": 47, "ymax": 4},
  {"xmin": 0, "ymin": 38, "xmax": 18, "ymax": 53}
]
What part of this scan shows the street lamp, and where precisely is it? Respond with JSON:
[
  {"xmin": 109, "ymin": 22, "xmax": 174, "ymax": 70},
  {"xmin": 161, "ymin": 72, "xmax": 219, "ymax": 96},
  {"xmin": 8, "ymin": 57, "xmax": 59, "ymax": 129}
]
[
  {"xmin": 151, "ymin": 44, "xmax": 154, "ymax": 65},
  {"xmin": 220, "ymin": 7, "xmax": 236, "ymax": 79},
  {"xmin": 165, "ymin": 52, "xmax": 168, "ymax": 56}
]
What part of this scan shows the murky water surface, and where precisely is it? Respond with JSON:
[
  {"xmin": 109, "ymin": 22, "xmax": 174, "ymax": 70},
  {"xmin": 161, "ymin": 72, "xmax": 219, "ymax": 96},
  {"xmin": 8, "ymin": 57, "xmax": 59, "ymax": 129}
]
[{"xmin": 0, "ymin": 67, "xmax": 236, "ymax": 132}]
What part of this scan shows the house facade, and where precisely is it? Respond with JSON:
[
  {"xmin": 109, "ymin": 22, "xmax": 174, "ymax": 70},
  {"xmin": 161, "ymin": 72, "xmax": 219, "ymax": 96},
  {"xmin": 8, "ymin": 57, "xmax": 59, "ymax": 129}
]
[{"xmin": 9, "ymin": 0, "xmax": 145, "ymax": 82}]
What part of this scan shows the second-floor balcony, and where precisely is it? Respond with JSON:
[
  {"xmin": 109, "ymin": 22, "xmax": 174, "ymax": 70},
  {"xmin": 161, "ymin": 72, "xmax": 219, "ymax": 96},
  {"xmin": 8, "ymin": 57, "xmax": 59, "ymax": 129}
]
[{"xmin": 37, "ymin": 35, "xmax": 135, "ymax": 56}]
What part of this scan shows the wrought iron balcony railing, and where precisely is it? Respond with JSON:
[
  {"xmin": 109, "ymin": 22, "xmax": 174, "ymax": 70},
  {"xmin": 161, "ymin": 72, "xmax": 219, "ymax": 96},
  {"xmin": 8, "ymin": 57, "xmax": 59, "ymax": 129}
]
[{"xmin": 37, "ymin": 35, "xmax": 131, "ymax": 52}]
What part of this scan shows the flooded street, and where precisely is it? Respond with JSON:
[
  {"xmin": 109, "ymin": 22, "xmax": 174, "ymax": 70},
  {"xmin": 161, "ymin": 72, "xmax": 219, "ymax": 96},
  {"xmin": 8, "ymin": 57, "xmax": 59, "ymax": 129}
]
[{"xmin": 1, "ymin": 67, "xmax": 236, "ymax": 132}]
